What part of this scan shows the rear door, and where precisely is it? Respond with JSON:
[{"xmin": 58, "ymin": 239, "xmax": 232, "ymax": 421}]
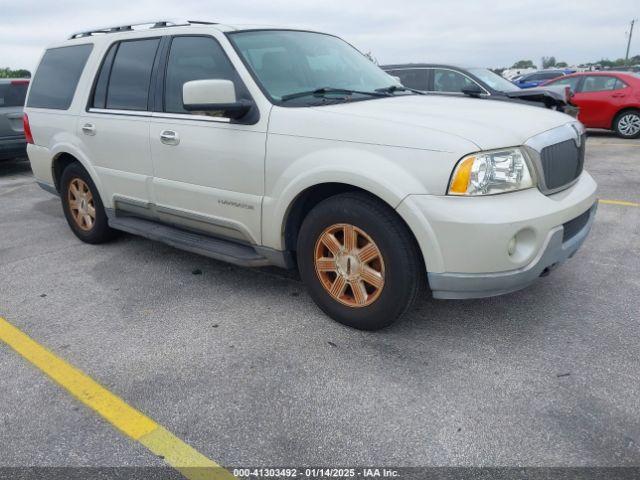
[
  {"xmin": 572, "ymin": 75, "xmax": 628, "ymax": 128},
  {"xmin": 79, "ymin": 38, "xmax": 161, "ymax": 215}
]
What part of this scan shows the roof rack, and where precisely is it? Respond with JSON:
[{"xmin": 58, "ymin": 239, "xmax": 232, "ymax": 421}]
[{"xmin": 69, "ymin": 20, "xmax": 217, "ymax": 39}]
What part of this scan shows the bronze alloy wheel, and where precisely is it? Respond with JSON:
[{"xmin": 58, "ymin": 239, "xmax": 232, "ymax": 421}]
[
  {"xmin": 67, "ymin": 178, "xmax": 96, "ymax": 231},
  {"xmin": 314, "ymin": 223, "xmax": 385, "ymax": 307}
]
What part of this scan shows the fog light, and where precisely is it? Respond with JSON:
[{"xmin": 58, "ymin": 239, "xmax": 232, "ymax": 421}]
[{"xmin": 508, "ymin": 236, "xmax": 517, "ymax": 256}]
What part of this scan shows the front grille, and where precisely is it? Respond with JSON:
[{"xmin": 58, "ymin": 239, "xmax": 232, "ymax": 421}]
[
  {"xmin": 540, "ymin": 134, "xmax": 585, "ymax": 191},
  {"xmin": 562, "ymin": 207, "xmax": 591, "ymax": 242}
]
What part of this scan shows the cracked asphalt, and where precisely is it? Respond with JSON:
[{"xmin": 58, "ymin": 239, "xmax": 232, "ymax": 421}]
[{"xmin": 0, "ymin": 131, "xmax": 639, "ymax": 469}]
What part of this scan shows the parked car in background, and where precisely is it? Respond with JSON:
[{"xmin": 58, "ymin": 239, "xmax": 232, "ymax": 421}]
[
  {"xmin": 542, "ymin": 71, "xmax": 640, "ymax": 138},
  {"xmin": 513, "ymin": 70, "xmax": 574, "ymax": 89},
  {"xmin": 382, "ymin": 64, "xmax": 577, "ymax": 115},
  {"xmin": 0, "ymin": 79, "xmax": 29, "ymax": 161}
]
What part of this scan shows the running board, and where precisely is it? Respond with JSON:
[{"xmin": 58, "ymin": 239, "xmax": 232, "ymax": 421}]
[{"xmin": 108, "ymin": 216, "xmax": 271, "ymax": 267}]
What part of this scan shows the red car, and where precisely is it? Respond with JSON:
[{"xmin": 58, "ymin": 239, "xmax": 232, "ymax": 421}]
[{"xmin": 542, "ymin": 71, "xmax": 640, "ymax": 138}]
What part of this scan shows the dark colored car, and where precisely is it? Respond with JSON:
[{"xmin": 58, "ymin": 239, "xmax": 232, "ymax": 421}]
[
  {"xmin": 512, "ymin": 69, "xmax": 574, "ymax": 89},
  {"xmin": 381, "ymin": 64, "xmax": 576, "ymax": 114},
  {"xmin": 542, "ymin": 71, "xmax": 640, "ymax": 138},
  {"xmin": 0, "ymin": 79, "xmax": 29, "ymax": 161}
]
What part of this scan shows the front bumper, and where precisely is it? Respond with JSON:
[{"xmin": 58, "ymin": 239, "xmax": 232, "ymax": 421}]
[
  {"xmin": 427, "ymin": 202, "xmax": 596, "ymax": 299},
  {"xmin": 0, "ymin": 137, "xmax": 27, "ymax": 160},
  {"xmin": 397, "ymin": 170, "xmax": 598, "ymax": 299}
]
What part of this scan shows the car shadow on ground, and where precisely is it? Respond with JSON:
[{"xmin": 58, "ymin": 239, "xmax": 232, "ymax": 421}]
[{"xmin": 0, "ymin": 157, "xmax": 31, "ymax": 177}]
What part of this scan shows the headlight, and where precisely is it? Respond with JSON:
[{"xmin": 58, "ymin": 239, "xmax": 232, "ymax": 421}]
[{"xmin": 448, "ymin": 148, "xmax": 535, "ymax": 196}]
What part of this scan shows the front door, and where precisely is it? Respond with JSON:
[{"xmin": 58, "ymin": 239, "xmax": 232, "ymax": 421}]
[{"xmin": 149, "ymin": 35, "xmax": 266, "ymax": 245}]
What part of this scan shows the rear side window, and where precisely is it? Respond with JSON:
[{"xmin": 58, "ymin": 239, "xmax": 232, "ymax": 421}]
[
  {"xmin": 547, "ymin": 76, "xmax": 581, "ymax": 90},
  {"xmin": 27, "ymin": 44, "xmax": 93, "ymax": 110},
  {"xmin": 386, "ymin": 69, "xmax": 427, "ymax": 90},
  {"xmin": 581, "ymin": 76, "xmax": 625, "ymax": 93},
  {"xmin": 105, "ymin": 39, "xmax": 160, "ymax": 111},
  {"xmin": 0, "ymin": 81, "xmax": 29, "ymax": 107}
]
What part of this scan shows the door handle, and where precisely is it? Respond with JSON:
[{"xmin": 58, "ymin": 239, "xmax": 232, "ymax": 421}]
[
  {"xmin": 160, "ymin": 130, "xmax": 180, "ymax": 146},
  {"xmin": 611, "ymin": 93, "xmax": 626, "ymax": 98},
  {"xmin": 82, "ymin": 123, "xmax": 96, "ymax": 136}
]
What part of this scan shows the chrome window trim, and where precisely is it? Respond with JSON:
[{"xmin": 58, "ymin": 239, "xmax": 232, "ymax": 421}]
[
  {"xmin": 523, "ymin": 122, "xmax": 585, "ymax": 195},
  {"xmin": 392, "ymin": 67, "xmax": 491, "ymax": 96},
  {"xmin": 87, "ymin": 108, "xmax": 232, "ymax": 123}
]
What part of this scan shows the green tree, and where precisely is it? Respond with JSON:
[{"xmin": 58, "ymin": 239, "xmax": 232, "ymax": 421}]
[
  {"xmin": 512, "ymin": 59, "xmax": 536, "ymax": 69},
  {"xmin": 541, "ymin": 56, "xmax": 556, "ymax": 68},
  {"xmin": 0, "ymin": 68, "xmax": 31, "ymax": 78},
  {"xmin": 555, "ymin": 61, "xmax": 568, "ymax": 68}
]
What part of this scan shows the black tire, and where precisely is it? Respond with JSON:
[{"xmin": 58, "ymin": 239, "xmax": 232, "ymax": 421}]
[
  {"xmin": 60, "ymin": 162, "xmax": 117, "ymax": 244},
  {"xmin": 297, "ymin": 192, "xmax": 424, "ymax": 330},
  {"xmin": 613, "ymin": 110, "xmax": 640, "ymax": 139}
]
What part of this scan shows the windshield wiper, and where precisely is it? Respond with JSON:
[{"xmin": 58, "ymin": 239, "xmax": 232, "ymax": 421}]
[
  {"xmin": 280, "ymin": 87, "xmax": 390, "ymax": 102},
  {"xmin": 375, "ymin": 85, "xmax": 425, "ymax": 95}
]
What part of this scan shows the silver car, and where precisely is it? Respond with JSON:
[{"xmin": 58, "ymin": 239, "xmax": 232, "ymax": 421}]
[{"xmin": 0, "ymin": 79, "xmax": 29, "ymax": 161}]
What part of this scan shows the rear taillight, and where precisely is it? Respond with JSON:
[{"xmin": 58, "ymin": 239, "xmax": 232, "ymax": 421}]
[
  {"xmin": 11, "ymin": 80, "xmax": 29, "ymax": 86},
  {"xmin": 23, "ymin": 113, "xmax": 34, "ymax": 144}
]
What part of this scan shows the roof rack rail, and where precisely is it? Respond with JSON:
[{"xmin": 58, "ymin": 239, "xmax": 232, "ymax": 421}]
[{"xmin": 69, "ymin": 20, "xmax": 217, "ymax": 39}]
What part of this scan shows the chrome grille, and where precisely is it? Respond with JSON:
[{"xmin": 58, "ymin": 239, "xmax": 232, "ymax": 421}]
[{"xmin": 539, "ymin": 134, "xmax": 585, "ymax": 191}]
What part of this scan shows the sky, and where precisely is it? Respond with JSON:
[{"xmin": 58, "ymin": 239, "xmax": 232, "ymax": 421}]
[{"xmin": 0, "ymin": 0, "xmax": 638, "ymax": 73}]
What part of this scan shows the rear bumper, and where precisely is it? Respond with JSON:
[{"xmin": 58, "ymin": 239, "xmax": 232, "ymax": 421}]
[
  {"xmin": 428, "ymin": 202, "xmax": 597, "ymax": 299},
  {"xmin": 0, "ymin": 137, "xmax": 26, "ymax": 160}
]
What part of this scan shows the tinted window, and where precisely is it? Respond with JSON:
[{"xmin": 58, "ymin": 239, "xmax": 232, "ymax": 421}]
[
  {"xmin": 581, "ymin": 76, "xmax": 625, "ymax": 92},
  {"xmin": 547, "ymin": 76, "xmax": 581, "ymax": 90},
  {"xmin": 386, "ymin": 69, "xmax": 427, "ymax": 90},
  {"xmin": 106, "ymin": 39, "xmax": 160, "ymax": 111},
  {"xmin": 0, "ymin": 81, "xmax": 28, "ymax": 107},
  {"xmin": 91, "ymin": 44, "xmax": 117, "ymax": 109},
  {"xmin": 433, "ymin": 69, "xmax": 478, "ymax": 93},
  {"xmin": 164, "ymin": 36, "xmax": 239, "ymax": 114},
  {"xmin": 27, "ymin": 44, "xmax": 93, "ymax": 110}
]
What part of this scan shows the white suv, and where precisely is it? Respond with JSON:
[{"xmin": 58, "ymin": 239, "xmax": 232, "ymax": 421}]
[{"xmin": 24, "ymin": 21, "xmax": 597, "ymax": 330}]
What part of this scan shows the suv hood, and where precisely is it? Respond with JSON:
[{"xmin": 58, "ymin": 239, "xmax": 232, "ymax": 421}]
[{"xmin": 269, "ymin": 94, "xmax": 576, "ymax": 153}]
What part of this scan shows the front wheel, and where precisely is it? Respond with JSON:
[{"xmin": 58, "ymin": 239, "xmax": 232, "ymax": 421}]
[
  {"xmin": 297, "ymin": 192, "xmax": 424, "ymax": 330},
  {"xmin": 613, "ymin": 110, "xmax": 640, "ymax": 139}
]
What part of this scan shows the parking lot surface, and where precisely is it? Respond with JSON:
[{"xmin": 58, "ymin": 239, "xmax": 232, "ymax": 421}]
[{"xmin": 1, "ymin": 132, "xmax": 639, "ymax": 470}]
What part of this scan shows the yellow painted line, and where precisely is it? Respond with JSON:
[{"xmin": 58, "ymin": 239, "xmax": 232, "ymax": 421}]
[
  {"xmin": 0, "ymin": 316, "xmax": 234, "ymax": 480},
  {"xmin": 599, "ymin": 199, "xmax": 640, "ymax": 207}
]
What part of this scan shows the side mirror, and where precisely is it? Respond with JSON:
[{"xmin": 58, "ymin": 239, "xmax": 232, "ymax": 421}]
[
  {"xmin": 461, "ymin": 84, "xmax": 483, "ymax": 97},
  {"xmin": 182, "ymin": 79, "xmax": 251, "ymax": 120}
]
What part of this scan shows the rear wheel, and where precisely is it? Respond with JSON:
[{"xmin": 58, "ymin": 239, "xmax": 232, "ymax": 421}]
[
  {"xmin": 60, "ymin": 163, "xmax": 117, "ymax": 244},
  {"xmin": 297, "ymin": 192, "xmax": 424, "ymax": 330},
  {"xmin": 613, "ymin": 110, "xmax": 640, "ymax": 139}
]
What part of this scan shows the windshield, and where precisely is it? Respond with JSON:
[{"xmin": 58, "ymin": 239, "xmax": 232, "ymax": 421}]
[
  {"xmin": 467, "ymin": 68, "xmax": 521, "ymax": 93},
  {"xmin": 228, "ymin": 30, "xmax": 399, "ymax": 104}
]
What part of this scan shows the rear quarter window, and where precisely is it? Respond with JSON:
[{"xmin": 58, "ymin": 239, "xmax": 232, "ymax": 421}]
[{"xmin": 27, "ymin": 44, "xmax": 93, "ymax": 110}]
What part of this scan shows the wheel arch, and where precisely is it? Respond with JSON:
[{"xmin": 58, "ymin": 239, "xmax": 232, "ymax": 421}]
[
  {"xmin": 279, "ymin": 182, "xmax": 432, "ymax": 276},
  {"xmin": 611, "ymin": 106, "xmax": 640, "ymax": 130},
  {"xmin": 49, "ymin": 145, "xmax": 106, "ymax": 203}
]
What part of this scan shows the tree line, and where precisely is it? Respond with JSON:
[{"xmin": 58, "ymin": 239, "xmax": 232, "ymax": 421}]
[{"xmin": 0, "ymin": 67, "xmax": 31, "ymax": 78}]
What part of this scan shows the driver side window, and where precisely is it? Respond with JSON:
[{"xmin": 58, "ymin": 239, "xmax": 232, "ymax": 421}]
[
  {"xmin": 432, "ymin": 69, "xmax": 478, "ymax": 93},
  {"xmin": 164, "ymin": 36, "xmax": 241, "ymax": 114}
]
